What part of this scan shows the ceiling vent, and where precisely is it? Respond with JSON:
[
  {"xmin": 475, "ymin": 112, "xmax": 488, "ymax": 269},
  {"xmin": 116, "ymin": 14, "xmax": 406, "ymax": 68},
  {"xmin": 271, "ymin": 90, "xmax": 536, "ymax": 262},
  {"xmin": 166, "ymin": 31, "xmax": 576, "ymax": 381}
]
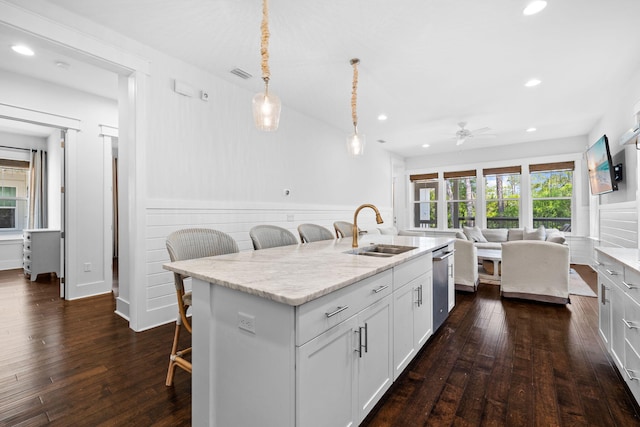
[{"xmin": 230, "ymin": 68, "xmax": 252, "ymax": 80}]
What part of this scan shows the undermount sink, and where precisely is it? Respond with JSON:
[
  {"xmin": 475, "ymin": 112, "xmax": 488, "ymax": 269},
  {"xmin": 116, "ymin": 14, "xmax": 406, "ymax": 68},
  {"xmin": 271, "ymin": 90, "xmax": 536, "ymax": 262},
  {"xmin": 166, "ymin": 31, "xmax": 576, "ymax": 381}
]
[{"xmin": 345, "ymin": 244, "xmax": 417, "ymax": 258}]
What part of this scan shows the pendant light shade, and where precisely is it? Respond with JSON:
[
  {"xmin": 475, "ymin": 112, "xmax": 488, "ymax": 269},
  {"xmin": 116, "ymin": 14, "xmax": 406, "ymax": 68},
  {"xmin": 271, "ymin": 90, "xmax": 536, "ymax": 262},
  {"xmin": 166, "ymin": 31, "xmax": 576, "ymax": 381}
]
[
  {"xmin": 252, "ymin": 89, "xmax": 281, "ymax": 131},
  {"xmin": 347, "ymin": 58, "xmax": 365, "ymax": 156},
  {"xmin": 253, "ymin": 0, "xmax": 281, "ymax": 132},
  {"xmin": 347, "ymin": 130, "xmax": 365, "ymax": 156}
]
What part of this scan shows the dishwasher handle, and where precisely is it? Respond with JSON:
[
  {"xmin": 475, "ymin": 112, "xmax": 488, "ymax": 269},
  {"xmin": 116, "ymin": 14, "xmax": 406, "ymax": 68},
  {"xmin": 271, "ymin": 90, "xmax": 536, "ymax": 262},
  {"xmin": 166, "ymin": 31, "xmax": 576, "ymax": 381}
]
[{"xmin": 433, "ymin": 250, "xmax": 455, "ymax": 261}]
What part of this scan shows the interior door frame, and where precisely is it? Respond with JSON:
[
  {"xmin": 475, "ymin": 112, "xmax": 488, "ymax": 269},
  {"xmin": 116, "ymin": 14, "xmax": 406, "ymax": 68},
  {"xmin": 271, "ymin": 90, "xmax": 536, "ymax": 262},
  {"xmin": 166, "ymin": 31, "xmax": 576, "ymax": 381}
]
[
  {"xmin": 1, "ymin": 1, "xmax": 150, "ymax": 329},
  {"xmin": 0, "ymin": 103, "xmax": 80, "ymax": 298}
]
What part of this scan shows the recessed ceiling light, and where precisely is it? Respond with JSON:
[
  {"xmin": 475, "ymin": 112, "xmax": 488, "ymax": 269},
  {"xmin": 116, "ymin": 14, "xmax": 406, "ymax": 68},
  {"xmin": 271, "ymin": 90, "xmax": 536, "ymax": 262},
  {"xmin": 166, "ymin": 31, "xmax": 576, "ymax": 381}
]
[
  {"xmin": 377, "ymin": 114, "xmax": 388, "ymax": 121},
  {"xmin": 422, "ymin": 144, "xmax": 430, "ymax": 148},
  {"xmin": 526, "ymin": 127, "xmax": 537, "ymax": 132},
  {"xmin": 525, "ymin": 78, "xmax": 541, "ymax": 87},
  {"xmin": 11, "ymin": 44, "xmax": 34, "ymax": 56},
  {"xmin": 377, "ymin": 139, "xmax": 386, "ymax": 144},
  {"xmin": 523, "ymin": 1, "xmax": 547, "ymax": 16}
]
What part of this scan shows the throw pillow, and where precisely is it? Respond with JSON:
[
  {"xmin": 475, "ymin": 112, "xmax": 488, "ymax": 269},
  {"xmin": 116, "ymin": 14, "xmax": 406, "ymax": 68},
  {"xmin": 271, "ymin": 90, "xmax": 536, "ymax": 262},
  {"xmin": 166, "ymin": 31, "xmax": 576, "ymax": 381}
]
[
  {"xmin": 455, "ymin": 231, "xmax": 467, "ymax": 240},
  {"xmin": 546, "ymin": 229, "xmax": 566, "ymax": 244},
  {"xmin": 547, "ymin": 234, "xmax": 566, "ymax": 244},
  {"xmin": 507, "ymin": 229, "xmax": 524, "ymax": 241},
  {"xmin": 524, "ymin": 225, "xmax": 546, "ymax": 241},
  {"xmin": 463, "ymin": 226, "xmax": 487, "ymax": 243},
  {"xmin": 482, "ymin": 228, "xmax": 508, "ymax": 242},
  {"xmin": 378, "ymin": 226, "xmax": 398, "ymax": 235}
]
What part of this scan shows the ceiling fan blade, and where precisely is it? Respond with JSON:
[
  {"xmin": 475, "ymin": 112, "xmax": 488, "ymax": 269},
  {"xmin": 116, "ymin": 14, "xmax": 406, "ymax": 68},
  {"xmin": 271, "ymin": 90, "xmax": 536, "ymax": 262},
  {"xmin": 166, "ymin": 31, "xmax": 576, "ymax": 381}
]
[
  {"xmin": 456, "ymin": 137, "xmax": 466, "ymax": 146},
  {"xmin": 470, "ymin": 127, "xmax": 491, "ymax": 135}
]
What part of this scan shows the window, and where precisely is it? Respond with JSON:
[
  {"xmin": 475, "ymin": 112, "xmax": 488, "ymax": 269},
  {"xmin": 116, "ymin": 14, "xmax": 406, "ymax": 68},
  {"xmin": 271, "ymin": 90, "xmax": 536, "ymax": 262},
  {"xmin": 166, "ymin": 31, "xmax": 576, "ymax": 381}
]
[
  {"xmin": 530, "ymin": 162, "xmax": 574, "ymax": 231},
  {"xmin": 484, "ymin": 166, "xmax": 521, "ymax": 229},
  {"xmin": 410, "ymin": 173, "xmax": 438, "ymax": 228},
  {"xmin": 0, "ymin": 166, "xmax": 29, "ymax": 231},
  {"xmin": 445, "ymin": 170, "xmax": 476, "ymax": 228}
]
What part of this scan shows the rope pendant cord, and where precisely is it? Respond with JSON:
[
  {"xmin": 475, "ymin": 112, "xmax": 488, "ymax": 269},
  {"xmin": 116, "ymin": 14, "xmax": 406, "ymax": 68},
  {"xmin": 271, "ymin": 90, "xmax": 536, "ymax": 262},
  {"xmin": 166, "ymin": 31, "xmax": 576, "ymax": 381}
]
[
  {"xmin": 350, "ymin": 58, "xmax": 359, "ymax": 131},
  {"xmin": 260, "ymin": 0, "xmax": 270, "ymax": 89}
]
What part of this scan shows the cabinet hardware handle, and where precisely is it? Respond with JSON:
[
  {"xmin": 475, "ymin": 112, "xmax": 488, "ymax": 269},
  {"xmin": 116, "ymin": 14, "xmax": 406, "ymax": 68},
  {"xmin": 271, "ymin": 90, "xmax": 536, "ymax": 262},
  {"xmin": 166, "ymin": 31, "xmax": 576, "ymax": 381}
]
[
  {"xmin": 624, "ymin": 367, "xmax": 640, "ymax": 381},
  {"xmin": 623, "ymin": 281, "xmax": 640, "ymax": 290},
  {"xmin": 372, "ymin": 285, "xmax": 389, "ymax": 294},
  {"xmin": 433, "ymin": 251, "xmax": 454, "ymax": 261},
  {"xmin": 355, "ymin": 324, "xmax": 368, "ymax": 358},
  {"xmin": 601, "ymin": 283, "xmax": 606, "ymax": 305},
  {"xmin": 414, "ymin": 287, "xmax": 420, "ymax": 307},
  {"xmin": 623, "ymin": 319, "xmax": 640, "ymax": 329},
  {"xmin": 606, "ymin": 269, "xmax": 620, "ymax": 276},
  {"xmin": 325, "ymin": 306, "xmax": 349, "ymax": 318},
  {"xmin": 362, "ymin": 323, "xmax": 368, "ymax": 354},
  {"xmin": 595, "ymin": 261, "xmax": 603, "ymax": 266},
  {"xmin": 419, "ymin": 285, "xmax": 423, "ymax": 306}
]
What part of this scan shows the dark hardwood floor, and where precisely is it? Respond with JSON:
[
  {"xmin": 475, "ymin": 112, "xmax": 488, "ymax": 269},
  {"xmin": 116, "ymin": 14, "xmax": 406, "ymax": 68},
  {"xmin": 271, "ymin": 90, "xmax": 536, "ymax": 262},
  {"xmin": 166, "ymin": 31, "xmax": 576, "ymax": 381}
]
[
  {"xmin": 1, "ymin": 265, "xmax": 639, "ymax": 426},
  {"xmin": 0, "ymin": 270, "xmax": 191, "ymax": 426},
  {"xmin": 363, "ymin": 265, "xmax": 640, "ymax": 427}
]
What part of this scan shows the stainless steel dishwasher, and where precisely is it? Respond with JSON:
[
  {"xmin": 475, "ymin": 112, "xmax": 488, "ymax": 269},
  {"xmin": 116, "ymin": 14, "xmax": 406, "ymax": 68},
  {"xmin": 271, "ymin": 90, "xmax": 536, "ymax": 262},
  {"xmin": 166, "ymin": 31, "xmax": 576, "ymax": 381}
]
[{"xmin": 432, "ymin": 246, "xmax": 454, "ymax": 332}]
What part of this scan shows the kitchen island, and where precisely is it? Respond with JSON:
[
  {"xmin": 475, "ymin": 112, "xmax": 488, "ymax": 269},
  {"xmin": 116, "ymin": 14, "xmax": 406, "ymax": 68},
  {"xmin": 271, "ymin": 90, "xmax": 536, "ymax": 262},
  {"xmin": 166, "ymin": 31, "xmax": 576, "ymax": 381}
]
[{"xmin": 164, "ymin": 234, "xmax": 454, "ymax": 427}]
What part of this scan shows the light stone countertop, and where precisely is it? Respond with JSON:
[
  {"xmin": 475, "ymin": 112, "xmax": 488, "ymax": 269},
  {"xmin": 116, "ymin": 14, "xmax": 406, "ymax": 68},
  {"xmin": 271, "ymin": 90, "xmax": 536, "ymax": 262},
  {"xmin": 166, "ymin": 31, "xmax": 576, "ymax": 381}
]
[
  {"xmin": 596, "ymin": 247, "xmax": 640, "ymax": 272},
  {"xmin": 163, "ymin": 234, "xmax": 454, "ymax": 306}
]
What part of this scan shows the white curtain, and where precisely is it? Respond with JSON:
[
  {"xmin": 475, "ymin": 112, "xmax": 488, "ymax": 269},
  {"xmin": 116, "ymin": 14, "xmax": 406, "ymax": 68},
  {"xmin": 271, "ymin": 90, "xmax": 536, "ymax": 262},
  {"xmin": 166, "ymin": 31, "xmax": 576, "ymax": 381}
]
[{"xmin": 28, "ymin": 150, "xmax": 48, "ymax": 229}]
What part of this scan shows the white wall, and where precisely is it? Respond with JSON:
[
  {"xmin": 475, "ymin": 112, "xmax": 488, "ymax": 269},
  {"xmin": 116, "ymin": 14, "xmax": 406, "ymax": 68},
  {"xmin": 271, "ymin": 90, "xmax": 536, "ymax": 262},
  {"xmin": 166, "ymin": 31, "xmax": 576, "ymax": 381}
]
[
  {"xmin": 587, "ymin": 63, "xmax": 640, "ymax": 248},
  {"xmin": 0, "ymin": 2, "xmax": 394, "ymax": 331},
  {"xmin": 0, "ymin": 69, "xmax": 118, "ymax": 296},
  {"xmin": 138, "ymin": 47, "xmax": 393, "ymax": 330}
]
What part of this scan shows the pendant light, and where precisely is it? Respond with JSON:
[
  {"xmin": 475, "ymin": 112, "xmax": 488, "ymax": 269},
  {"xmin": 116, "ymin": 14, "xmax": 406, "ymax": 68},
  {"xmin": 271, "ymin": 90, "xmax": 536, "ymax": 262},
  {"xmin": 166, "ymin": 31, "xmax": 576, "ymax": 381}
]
[
  {"xmin": 252, "ymin": 0, "xmax": 281, "ymax": 131},
  {"xmin": 347, "ymin": 58, "xmax": 365, "ymax": 156}
]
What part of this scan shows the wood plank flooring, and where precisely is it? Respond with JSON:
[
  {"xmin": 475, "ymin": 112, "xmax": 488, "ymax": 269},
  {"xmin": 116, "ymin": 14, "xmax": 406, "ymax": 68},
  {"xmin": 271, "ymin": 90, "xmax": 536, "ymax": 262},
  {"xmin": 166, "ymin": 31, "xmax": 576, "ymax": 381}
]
[
  {"xmin": 0, "ymin": 270, "xmax": 191, "ymax": 426},
  {"xmin": 362, "ymin": 265, "xmax": 640, "ymax": 426},
  {"xmin": 1, "ymin": 265, "xmax": 639, "ymax": 426}
]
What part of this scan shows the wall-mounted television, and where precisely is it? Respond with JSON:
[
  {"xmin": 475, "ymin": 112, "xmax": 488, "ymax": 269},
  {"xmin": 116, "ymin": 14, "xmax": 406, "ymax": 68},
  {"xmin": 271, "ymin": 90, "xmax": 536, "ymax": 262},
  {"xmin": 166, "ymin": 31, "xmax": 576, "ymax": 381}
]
[{"xmin": 586, "ymin": 134, "xmax": 617, "ymax": 195}]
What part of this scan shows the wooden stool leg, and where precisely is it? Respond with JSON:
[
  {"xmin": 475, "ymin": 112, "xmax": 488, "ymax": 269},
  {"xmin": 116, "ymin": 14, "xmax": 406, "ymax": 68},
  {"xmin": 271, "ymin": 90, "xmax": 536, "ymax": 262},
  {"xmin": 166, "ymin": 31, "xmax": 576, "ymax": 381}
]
[{"xmin": 165, "ymin": 321, "xmax": 181, "ymax": 386}]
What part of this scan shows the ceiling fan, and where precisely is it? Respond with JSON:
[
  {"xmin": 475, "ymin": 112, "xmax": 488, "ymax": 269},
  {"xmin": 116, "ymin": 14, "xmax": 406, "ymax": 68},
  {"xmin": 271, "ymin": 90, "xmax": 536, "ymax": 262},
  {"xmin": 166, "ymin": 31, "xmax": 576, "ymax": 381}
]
[{"xmin": 454, "ymin": 122, "xmax": 494, "ymax": 145}]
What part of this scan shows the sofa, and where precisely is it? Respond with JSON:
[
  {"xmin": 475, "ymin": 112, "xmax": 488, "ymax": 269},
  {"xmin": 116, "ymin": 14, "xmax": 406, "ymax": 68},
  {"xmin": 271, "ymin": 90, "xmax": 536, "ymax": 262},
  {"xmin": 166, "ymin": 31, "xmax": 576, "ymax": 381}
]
[
  {"xmin": 500, "ymin": 240, "xmax": 570, "ymax": 304},
  {"xmin": 455, "ymin": 225, "xmax": 566, "ymax": 248}
]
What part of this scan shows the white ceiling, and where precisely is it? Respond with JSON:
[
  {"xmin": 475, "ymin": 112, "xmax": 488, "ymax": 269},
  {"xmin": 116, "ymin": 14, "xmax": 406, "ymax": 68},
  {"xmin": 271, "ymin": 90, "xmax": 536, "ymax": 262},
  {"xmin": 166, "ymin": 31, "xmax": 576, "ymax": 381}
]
[{"xmin": 2, "ymin": 0, "xmax": 640, "ymax": 158}]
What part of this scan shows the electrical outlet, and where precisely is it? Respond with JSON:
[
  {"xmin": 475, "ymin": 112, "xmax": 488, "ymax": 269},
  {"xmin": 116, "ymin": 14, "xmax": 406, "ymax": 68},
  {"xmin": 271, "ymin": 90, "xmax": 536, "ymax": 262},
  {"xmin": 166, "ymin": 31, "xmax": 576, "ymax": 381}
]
[
  {"xmin": 238, "ymin": 312, "xmax": 256, "ymax": 334},
  {"xmin": 83, "ymin": 262, "xmax": 91, "ymax": 272}
]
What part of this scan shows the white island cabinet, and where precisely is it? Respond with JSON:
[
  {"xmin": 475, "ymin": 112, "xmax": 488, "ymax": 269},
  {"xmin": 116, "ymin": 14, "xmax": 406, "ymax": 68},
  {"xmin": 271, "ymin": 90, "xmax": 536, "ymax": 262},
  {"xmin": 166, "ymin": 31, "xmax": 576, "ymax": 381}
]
[
  {"xmin": 166, "ymin": 235, "xmax": 453, "ymax": 427},
  {"xmin": 596, "ymin": 247, "xmax": 640, "ymax": 405}
]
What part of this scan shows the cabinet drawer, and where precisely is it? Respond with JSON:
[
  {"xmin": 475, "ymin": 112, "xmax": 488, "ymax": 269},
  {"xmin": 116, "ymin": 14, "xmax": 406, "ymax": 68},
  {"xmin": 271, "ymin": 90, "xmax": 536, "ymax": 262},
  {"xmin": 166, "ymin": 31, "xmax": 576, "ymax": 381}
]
[
  {"xmin": 296, "ymin": 269, "xmax": 392, "ymax": 346},
  {"xmin": 624, "ymin": 267, "xmax": 640, "ymax": 305},
  {"xmin": 624, "ymin": 294, "xmax": 640, "ymax": 354},
  {"xmin": 624, "ymin": 339, "xmax": 640, "ymax": 402},
  {"xmin": 393, "ymin": 254, "xmax": 431, "ymax": 290}
]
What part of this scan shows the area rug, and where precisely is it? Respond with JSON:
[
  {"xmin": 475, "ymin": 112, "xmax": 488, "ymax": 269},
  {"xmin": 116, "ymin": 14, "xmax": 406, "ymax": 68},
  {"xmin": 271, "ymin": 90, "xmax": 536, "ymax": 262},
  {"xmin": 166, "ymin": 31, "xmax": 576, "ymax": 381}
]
[{"xmin": 569, "ymin": 268, "xmax": 596, "ymax": 297}]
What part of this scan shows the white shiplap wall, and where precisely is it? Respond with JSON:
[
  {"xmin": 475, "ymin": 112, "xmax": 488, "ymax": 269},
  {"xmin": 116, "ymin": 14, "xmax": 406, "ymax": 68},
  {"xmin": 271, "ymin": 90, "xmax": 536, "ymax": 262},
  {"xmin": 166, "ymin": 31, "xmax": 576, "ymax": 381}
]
[
  {"xmin": 599, "ymin": 201, "xmax": 638, "ymax": 248},
  {"xmin": 143, "ymin": 201, "xmax": 392, "ymax": 329}
]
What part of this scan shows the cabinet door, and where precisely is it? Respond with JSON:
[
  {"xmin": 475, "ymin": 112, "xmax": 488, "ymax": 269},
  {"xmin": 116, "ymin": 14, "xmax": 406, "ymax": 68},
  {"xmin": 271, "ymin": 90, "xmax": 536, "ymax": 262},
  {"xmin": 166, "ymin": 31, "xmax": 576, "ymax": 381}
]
[
  {"xmin": 610, "ymin": 282, "xmax": 625, "ymax": 371},
  {"xmin": 598, "ymin": 276, "xmax": 611, "ymax": 349},
  {"xmin": 415, "ymin": 271, "xmax": 433, "ymax": 349},
  {"xmin": 357, "ymin": 295, "xmax": 393, "ymax": 420},
  {"xmin": 297, "ymin": 316, "xmax": 358, "ymax": 427},
  {"xmin": 393, "ymin": 280, "xmax": 417, "ymax": 379}
]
